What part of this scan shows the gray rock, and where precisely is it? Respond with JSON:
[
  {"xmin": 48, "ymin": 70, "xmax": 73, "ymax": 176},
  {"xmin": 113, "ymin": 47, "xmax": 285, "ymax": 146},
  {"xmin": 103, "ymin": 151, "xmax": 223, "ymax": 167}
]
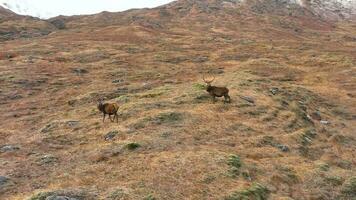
[
  {"xmin": 104, "ymin": 131, "xmax": 119, "ymax": 141},
  {"xmin": 38, "ymin": 154, "xmax": 58, "ymax": 165},
  {"xmin": 0, "ymin": 176, "xmax": 9, "ymax": 186},
  {"xmin": 8, "ymin": 94, "xmax": 23, "ymax": 100},
  {"xmin": 276, "ymin": 144, "xmax": 290, "ymax": 152},
  {"xmin": 192, "ymin": 56, "xmax": 209, "ymax": 63},
  {"xmin": 270, "ymin": 87, "xmax": 279, "ymax": 95},
  {"xmin": 320, "ymin": 120, "xmax": 330, "ymax": 125},
  {"xmin": 239, "ymin": 96, "xmax": 255, "ymax": 104},
  {"xmin": 30, "ymin": 189, "xmax": 97, "ymax": 200},
  {"xmin": 0, "ymin": 145, "xmax": 20, "ymax": 153},
  {"xmin": 66, "ymin": 120, "xmax": 80, "ymax": 127},
  {"xmin": 46, "ymin": 196, "xmax": 78, "ymax": 200},
  {"xmin": 72, "ymin": 68, "xmax": 88, "ymax": 75},
  {"xmin": 112, "ymin": 79, "xmax": 124, "ymax": 83},
  {"xmin": 41, "ymin": 123, "xmax": 58, "ymax": 133}
]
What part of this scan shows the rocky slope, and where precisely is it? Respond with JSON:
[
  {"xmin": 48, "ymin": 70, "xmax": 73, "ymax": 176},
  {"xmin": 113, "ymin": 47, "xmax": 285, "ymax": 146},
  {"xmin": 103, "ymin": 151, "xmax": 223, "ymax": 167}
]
[
  {"xmin": 0, "ymin": 0, "xmax": 355, "ymax": 199},
  {"xmin": 1, "ymin": 0, "xmax": 355, "ymax": 41},
  {"xmin": 299, "ymin": 0, "xmax": 356, "ymax": 20}
]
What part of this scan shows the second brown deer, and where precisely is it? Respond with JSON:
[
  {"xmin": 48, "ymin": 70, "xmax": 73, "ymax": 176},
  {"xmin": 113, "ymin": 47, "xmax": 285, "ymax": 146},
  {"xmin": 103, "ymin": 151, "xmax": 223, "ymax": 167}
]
[
  {"xmin": 97, "ymin": 98, "xmax": 119, "ymax": 123},
  {"xmin": 203, "ymin": 73, "xmax": 231, "ymax": 103}
]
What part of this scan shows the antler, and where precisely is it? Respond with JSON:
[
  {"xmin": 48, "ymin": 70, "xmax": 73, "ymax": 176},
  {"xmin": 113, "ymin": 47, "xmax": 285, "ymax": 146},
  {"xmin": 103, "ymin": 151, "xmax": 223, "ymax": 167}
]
[{"xmin": 203, "ymin": 72, "xmax": 215, "ymax": 84}]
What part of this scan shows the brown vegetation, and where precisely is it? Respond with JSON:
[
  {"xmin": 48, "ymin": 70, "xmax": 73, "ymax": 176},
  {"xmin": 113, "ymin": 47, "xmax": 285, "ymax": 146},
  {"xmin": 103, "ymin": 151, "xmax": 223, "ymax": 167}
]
[{"xmin": 0, "ymin": 0, "xmax": 355, "ymax": 199}]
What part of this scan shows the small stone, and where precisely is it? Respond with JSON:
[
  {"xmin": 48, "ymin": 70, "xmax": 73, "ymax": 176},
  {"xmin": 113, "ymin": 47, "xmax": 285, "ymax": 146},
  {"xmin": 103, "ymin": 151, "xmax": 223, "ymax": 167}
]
[
  {"xmin": 0, "ymin": 176, "xmax": 9, "ymax": 186},
  {"xmin": 306, "ymin": 114, "xmax": 312, "ymax": 121},
  {"xmin": 41, "ymin": 123, "xmax": 58, "ymax": 133},
  {"xmin": 104, "ymin": 131, "xmax": 119, "ymax": 141},
  {"xmin": 239, "ymin": 96, "xmax": 255, "ymax": 104},
  {"xmin": 112, "ymin": 79, "xmax": 124, "ymax": 83},
  {"xmin": 270, "ymin": 87, "xmax": 279, "ymax": 95},
  {"xmin": 66, "ymin": 120, "xmax": 80, "ymax": 127},
  {"xmin": 0, "ymin": 145, "xmax": 20, "ymax": 153},
  {"xmin": 320, "ymin": 120, "xmax": 330, "ymax": 125},
  {"xmin": 192, "ymin": 56, "xmax": 208, "ymax": 63},
  {"xmin": 38, "ymin": 154, "xmax": 58, "ymax": 165},
  {"xmin": 9, "ymin": 94, "xmax": 23, "ymax": 100},
  {"xmin": 276, "ymin": 144, "xmax": 290, "ymax": 152},
  {"xmin": 72, "ymin": 68, "xmax": 88, "ymax": 75},
  {"xmin": 46, "ymin": 196, "xmax": 78, "ymax": 200}
]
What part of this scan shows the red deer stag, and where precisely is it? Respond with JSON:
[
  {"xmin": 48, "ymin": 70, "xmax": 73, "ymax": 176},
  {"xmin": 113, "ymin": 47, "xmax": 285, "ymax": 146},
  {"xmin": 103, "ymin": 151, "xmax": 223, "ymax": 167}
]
[
  {"xmin": 97, "ymin": 98, "xmax": 119, "ymax": 123},
  {"xmin": 203, "ymin": 73, "xmax": 231, "ymax": 103}
]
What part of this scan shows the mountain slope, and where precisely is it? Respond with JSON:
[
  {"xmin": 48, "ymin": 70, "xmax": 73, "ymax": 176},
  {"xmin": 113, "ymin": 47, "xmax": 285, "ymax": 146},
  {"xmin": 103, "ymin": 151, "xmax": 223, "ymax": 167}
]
[
  {"xmin": 0, "ymin": 5, "xmax": 55, "ymax": 42},
  {"xmin": 0, "ymin": 5, "xmax": 20, "ymax": 20},
  {"xmin": 300, "ymin": 0, "xmax": 356, "ymax": 20},
  {"xmin": 1, "ymin": 0, "xmax": 53, "ymax": 19},
  {"xmin": 53, "ymin": 0, "xmax": 356, "ymax": 32},
  {"xmin": 2, "ymin": 0, "xmax": 356, "ymax": 20},
  {"xmin": 0, "ymin": 0, "xmax": 355, "ymax": 200}
]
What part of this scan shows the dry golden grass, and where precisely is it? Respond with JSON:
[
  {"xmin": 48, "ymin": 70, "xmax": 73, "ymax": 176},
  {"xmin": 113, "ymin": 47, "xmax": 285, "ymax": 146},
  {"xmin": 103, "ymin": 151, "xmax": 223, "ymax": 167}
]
[{"xmin": 0, "ymin": 2, "xmax": 355, "ymax": 200}]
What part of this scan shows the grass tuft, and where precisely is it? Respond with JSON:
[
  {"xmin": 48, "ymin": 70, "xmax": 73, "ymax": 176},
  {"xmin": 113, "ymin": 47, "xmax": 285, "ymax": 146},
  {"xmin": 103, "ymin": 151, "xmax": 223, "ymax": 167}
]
[
  {"xmin": 193, "ymin": 83, "xmax": 206, "ymax": 90},
  {"xmin": 126, "ymin": 143, "xmax": 141, "ymax": 150},
  {"xmin": 29, "ymin": 192, "xmax": 54, "ymax": 200},
  {"xmin": 225, "ymin": 183, "xmax": 270, "ymax": 200},
  {"xmin": 144, "ymin": 194, "xmax": 156, "ymax": 200},
  {"xmin": 107, "ymin": 188, "xmax": 127, "ymax": 200},
  {"xmin": 152, "ymin": 112, "xmax": 183, "ymax": 124},
  {"xmin": 227, "ymin": 155, "xmax": 242, "ymax": 178},
  {"xmin": 341, "ymin": 176, "xmax": 356, "ymax": 199},
  {"xmin": 325, "ymin": 176, "xmax": 344, "ymax": 186},
  {"xmin": 300, "ymin": 129, "xmax": 317, "ymax": 146}
]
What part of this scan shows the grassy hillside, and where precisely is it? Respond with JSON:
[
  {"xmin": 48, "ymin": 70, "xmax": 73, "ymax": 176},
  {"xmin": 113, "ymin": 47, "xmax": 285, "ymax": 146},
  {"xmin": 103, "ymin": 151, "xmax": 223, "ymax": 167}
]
[{"xmin": 0, "ymin": 1, "xmax": 355, "ymax": 199}]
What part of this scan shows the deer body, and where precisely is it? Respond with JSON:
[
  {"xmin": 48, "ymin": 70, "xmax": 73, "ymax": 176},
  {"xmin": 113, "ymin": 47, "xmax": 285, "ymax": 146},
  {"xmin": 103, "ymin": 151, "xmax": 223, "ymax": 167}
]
[
  {"xmin": 204, "ymin": 73, "xmax": 231, "ymax": 103},
  {"xmin": 97, "ymin": 100, "xmax": 119, "ymax": 123}
]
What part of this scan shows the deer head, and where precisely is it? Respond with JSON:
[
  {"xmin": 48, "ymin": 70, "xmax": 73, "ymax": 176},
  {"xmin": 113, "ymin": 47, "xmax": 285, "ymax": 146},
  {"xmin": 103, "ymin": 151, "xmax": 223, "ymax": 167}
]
[{"xmin": 97, "ymin": 97, "xmax": 107, "ymax": 111}]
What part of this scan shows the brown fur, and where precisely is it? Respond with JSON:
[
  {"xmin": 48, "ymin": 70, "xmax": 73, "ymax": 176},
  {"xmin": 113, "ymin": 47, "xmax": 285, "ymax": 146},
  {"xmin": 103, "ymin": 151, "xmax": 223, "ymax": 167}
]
[
  {"xmin": 203, "ymin": 74, "xmax": 231, "ymax": 103},
  {"xmin": 97, "ymin": 100, "xmax": 119, "ymax": 123}
]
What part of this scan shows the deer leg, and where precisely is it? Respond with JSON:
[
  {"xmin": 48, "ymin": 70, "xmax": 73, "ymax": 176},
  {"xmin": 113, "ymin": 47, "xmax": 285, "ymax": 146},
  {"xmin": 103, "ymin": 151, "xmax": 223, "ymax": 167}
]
[
  {"xmin": 103, "ymin": 113, "xmax": 106, "ymax": 122},
  {"xmin": 224, "ymin": 94, "xmax": 231, "ymax": 103},
  {"xmin": 212, "ymin": 95, "xmax": 217, "ymax": 103},
  {"xmin": 115, "ymin": 112, "xmax": 119, "ymax": 123},
  {"xmin": 109, "ymin": 114, "xmax": 114, "ymax": 122}
]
